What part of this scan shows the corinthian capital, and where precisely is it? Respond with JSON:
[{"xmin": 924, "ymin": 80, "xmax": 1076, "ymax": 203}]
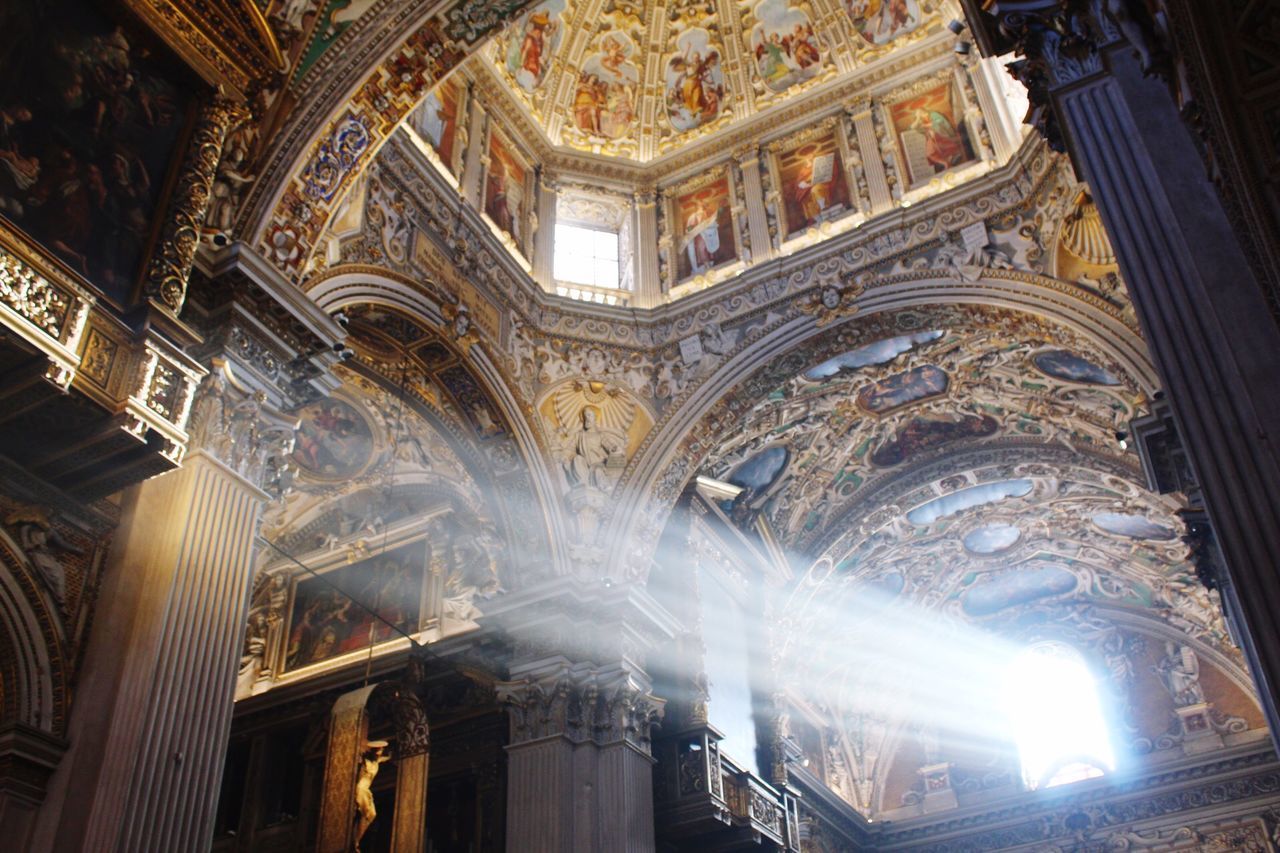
[
  {"xmin": 187, "ymin": 359, "xmax": 297, "ymax": 494},
  {"xmin": 496, "ymin": 662, "xmax": 665, "ymax": 752}
]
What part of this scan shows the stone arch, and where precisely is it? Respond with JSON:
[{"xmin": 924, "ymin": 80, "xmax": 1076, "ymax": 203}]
[
  {"xmin": 602, "ymin": 272, "xmax": 1157, "ymax": 583},
  {"xmin": 0, "ymin": 532, "xmax": 63, "ymax": 735},
  {"xmin": 304, "ymin": 269, "xmax": 571, "ymax": 576},
  {"xmin": 243, "ymin": 0, "xmax": 540, "ymax": 281}
]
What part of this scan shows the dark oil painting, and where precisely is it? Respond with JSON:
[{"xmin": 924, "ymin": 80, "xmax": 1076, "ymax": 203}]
[
  {"xmin": 285, "ymin": 539, "xmax": 427, "ymax": 671},
  {"xmin": 0, "ymin": 0, "xmax": 193, "ymax": 305}
]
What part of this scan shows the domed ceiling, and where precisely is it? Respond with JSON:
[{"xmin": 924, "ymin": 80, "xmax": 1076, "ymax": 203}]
[{"xmin": 478, "ymin": 0, "xmax": 950, "ymax": 162}]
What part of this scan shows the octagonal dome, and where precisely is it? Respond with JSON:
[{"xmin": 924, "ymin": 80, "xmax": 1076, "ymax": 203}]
[{"xmin": 478, "ymin": 0, "xmax": 950, "ymax": 163}]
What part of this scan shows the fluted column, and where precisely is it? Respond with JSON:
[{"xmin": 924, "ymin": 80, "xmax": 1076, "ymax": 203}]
[
  {"xmin": 31, "ymin": 371, "xmax": 295, "ymax": 853},
  {"xmin": 533, "ymin": 171, "xmax": 559, "ymax": 289},
  {"xmin": 735, "ymin": 147, "xmax": 773, "ymax": 264},
  {"xmin": 632, "ymin": 189, "xmax": 662, "ymax": 308},
  {"xmin": 973, "ymin": 1, "xmax": 1280, "ymax": 734},
  {"xmin": 848, "ymin": 103, "xmax": 893, "ymax": 214}
]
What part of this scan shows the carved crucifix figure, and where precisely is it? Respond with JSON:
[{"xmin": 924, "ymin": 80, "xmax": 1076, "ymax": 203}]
[{"xmin": 354, "ymin": 740, "xmax": 392, "ymax": 851}]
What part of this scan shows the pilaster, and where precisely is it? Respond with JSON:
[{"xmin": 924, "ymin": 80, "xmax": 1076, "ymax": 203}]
[
  {"xmin": 632, "ymin": 189, "xmax": 662, "ymax": 309},
  {"xmin": 533, "ymin": 171, "xmax": 559, "ymax": 289},
  {"xmin": 970, "ymin": 0, "xmax": 1280, "ymax": 737},
  {"xmin": 848, "ymin": 103, "xmax": 893, "ymax": 214},
  {"xmin": 734, "ymin": 147, "xmax": 773, "ymax": 265},
  {"xmin": 461, "ymin": 95, "xmax": 489, "ymax": 208}
]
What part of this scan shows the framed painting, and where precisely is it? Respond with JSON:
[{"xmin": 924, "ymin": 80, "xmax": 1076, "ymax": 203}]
[
  {"xmin": 290, "ymin": 396, "xmax": 376, "ymax": 479},
  {"xmin": 888, "ymin": 81, "xmax": 977, "ymax": 188},
  {"xmin": 284, "ymin": 538, "xmax": 428, "ymax": 672},
  {"xmin": 671, "ymin": 171, "xmax": 738, "ymax": 282},
  {"xmin": 0, "ymin": 0, "xmax": 198, "ymax": 307},
  {"xmin": 410, "ymin": 77, "xmax": 464, "ymax": 176},
  {"xmin": 483, "ymin": 128, "xmax": 531, "ymax": 254},
  {"xmin": 774, "ymin": 129, "xmax": 851, "ymax": 238}
]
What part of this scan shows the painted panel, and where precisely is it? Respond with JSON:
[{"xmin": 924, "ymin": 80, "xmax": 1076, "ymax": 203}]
[
  {"xmin": 962, "ymin": 565, "xmax": 1077, "ymax": 617},
  {"xmin": 777, "ymin": 131, "xmax": 851, "ymax": 237},
  {"xmin": 674, "ymin": 174, "xmax": 737, "ymax": 281},
  {"xmin": 484, "ymin": 131, "xmax": 528, "ymax": 248},
  {"xmin": 285, "ymin": 539, "xmax": 426, "ymax": 671},
  {"xmin": 843, "ymin": 0, "xmax": 921, "ymax": 46},
  {"xmin": 870, "ymin": 415, "xmax": 997, "ymax": 467},
  {"xmin": 748, "ymin": 0, "xmax": 822, "ymax": 93},
  {"xmin": 410, "ymin": 78, "xmax": 462, "ymax": 173},
  {"xmin": 504, "ymin": 0, "xmax": 567, "ymax": 91},
  {"xmin": 856, "ymin": 364, "xmax": 949, "ymax": 414},
  {"xmin": 291, "ymin": 397, "xmax": 376, "ymax": 479},
  {"xmin": 573, "ymin": 30, "xmax": 640, "ymax": 141},
  {"xmin": 664, "ymin": 28, "xmax": 727, "ymax": 132},
  {"xmin": 1032, "ymin": 350, "xmax": 1121, "ymax": 385},
  {"xmin": 729, "ymin": 446, "xmax": 789, "ymax": 492},
  {"xmin": 0, "ymin": 0, "xmax": 195, "ymax": 305},
  {"xmin": 1093, "ymin": 512, "xmax": 1176, "ymax": 541},
  {"xmin": 888, "ymin": 82, "xmax": 976, "ymax": 187},
  {"xmin": 803, "ymin": 330, "xmax": 943, "ymax": 379}
]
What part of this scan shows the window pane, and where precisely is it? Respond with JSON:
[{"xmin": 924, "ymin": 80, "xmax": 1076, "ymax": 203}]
[{"xmin": 595, "ymin": 230, "xmax": 618, "ymax": 260}]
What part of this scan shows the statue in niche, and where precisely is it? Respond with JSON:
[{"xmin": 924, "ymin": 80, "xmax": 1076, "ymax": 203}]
[
  {"xmin": 563, "ymin": 406, "xmax": 627, "ymax": 491},
  {"xmin": 237, "ymin": 612, "xmax": 269, "ymax": 698},
  {"xmin": 1156, "ymin": 641, "xmax": 1206, "ymax": 707},
  {"xmin": 5, "ymin": 507, "xmax": 81, "ymax": 609},
  {"xmin": 354, "ymin": 740, "xmax": 392, "ymax": 851}
]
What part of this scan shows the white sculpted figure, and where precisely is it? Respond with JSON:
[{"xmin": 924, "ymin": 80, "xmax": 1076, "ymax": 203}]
[
  {"xmin": 563, "ymin": 406, "xmax": 626, "ymax": 491},
  {"xmin": 1157, "ymin": 641, "xmax": 1206, "ymax": 707},
  {"xmin": 5, "ymin": 509, "xmax": 80, "ymax": 608},
  {"xmin": 354, "ymin": 740, "xmax": 392, "ymax": 851}
]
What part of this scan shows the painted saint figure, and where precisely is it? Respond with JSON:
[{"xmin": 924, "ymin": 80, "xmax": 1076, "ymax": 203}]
[
  {"xmin": 354, "ymin": 740, "xmax": 392, "ymax": 851},
  {"xmin": 912, "ymin": 107, "xmax": 966, "ymax": 171}
]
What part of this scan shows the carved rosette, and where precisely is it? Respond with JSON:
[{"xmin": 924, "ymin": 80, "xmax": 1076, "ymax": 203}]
[
  {"xmin": 496, "ymin": 664, "xmax": 665, "ymax": 753},
  {"xmin": 146, "ymin": 98, "xmax": 249, "ymax": 314}
]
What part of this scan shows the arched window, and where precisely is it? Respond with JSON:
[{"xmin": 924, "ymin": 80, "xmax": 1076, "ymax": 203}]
[{"xmin": 1003, "ymin": 642, "xmax": 1115, "ymax": 790}]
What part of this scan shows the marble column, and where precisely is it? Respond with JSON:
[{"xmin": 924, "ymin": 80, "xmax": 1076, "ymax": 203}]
[
  {"xmin": 487, "ymin": 580, "xmax": 677, "ymax": 852},
  {"xmin": 735, "ymin": 147, "xmax": 773, "ymax": 264},
  {"xmin": 976, "ymin": 4, "xmax": 1280, "ymax": 733},
  {"xmin": 30, "ymin": 370, "xmax": 295, "ymax": 852}
]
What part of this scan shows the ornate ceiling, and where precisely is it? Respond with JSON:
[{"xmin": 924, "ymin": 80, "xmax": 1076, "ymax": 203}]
[{"xmin": 474, "ymin": 0, "xmax": 951, "ymax": 164}]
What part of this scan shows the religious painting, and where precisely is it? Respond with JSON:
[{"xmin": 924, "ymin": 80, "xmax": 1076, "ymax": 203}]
[
  {"xmin": 410, "ymin": 78, "xmax": 462, "ymax": 174},
  {"xmin": 284, "ymin": 539, "xmax": 426, "ymax": 671},
  {"xmin": 856, "ymin": 365, "xmax": 949, "ymax": 414},
  {"xmin": 1092, "ymin": 513, "xmax": 1176, "ymax": 541},
  {"xmin": 888, "ymin": 82, "xmax": 976, "ymax": 187},
  {"xmin": 1032, "ymin": 350, "xmax": 1121, "ymax": 385},
  {"xmin": 803, "ymin": 330, "xmax": 944, "ymax": 380},
  {"xmin": 729, "ymin": 446, "xmax": 789, "ymax": 492},
  {"xmin": 504, "ymin": 0, "xmax": 567, "ymax": 92},
  {"xmin": 748, "ymin": 0, "xmax": 823, "ymax": 93},
  {"xmin": 0, "ymin": 0, "xmax": 196, "ymax": 306},
  {"xmin": 844, "ymin": 0, "xmax": 921, "ymax": 46},
  {"xmin": 291, "ymin": 397, "xmax": 375, "ymax": 479},
  {"xmin": 573, "ymin": 31, "xmax": 640, "ymax": 141},
  {"xmin": 870, "ymin": 414, "xmax": 997, "ymax": 467},
  {"xmin": 484, "ymin": 131, "xmax": 528, "ymax": 249},
  {"xmin": 673, "ymin": 174, "xmax": 737, "ymax": 281},
  {"xmin": 961, "ymin": 564, "xmax": 1077, "ymax": 617},
  {"xmin": 665, "ymin": 29, "xmax": 727, "ymax": 132},
  {"xmin": 963, "ymin": 524, "xmax": 1022, "ymax": 555},
  {"xmin": 776, "ymin": 132, "xmax": 851, "ymax": 237}
]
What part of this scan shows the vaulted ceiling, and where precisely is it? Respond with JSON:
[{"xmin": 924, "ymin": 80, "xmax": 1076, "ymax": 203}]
[{"xmin": 475, "ymin": 0, "xmax": 950, "ymax": 163}]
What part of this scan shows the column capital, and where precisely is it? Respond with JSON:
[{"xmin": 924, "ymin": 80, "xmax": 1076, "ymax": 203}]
[
  {"xmin": 496, "ymin": 661, "xmax": 665, "ymax": 751},
  {"xmin": 186, "ymin": 361, "xmax": 297, "ymax": 497}
]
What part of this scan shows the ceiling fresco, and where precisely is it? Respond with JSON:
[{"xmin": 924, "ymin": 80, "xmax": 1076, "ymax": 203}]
[
  {"xmin": 702, "ymin": 314, "xmax": 1143, "ymax": 554},
  {"xmin": 477, "ymin": 0, "xmax": 948, "ymax": 162},
  {"xmin": 687, "ymin": 299, "xmax": 1256, "ymax": 820}
]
